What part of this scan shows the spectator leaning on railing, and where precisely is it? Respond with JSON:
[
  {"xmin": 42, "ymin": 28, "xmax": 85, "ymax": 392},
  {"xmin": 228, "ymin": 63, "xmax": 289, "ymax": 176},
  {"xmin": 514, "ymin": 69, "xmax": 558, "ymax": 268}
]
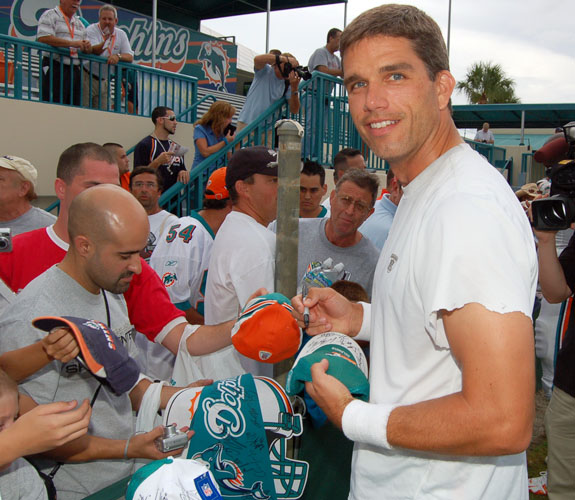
[
  {"xmin": 37, "ymin": 0, "xmax": 92, "ymax": 106},
  {"xmin": 83, "ymin": 4, "xmax": 134, "ymax": 110}
]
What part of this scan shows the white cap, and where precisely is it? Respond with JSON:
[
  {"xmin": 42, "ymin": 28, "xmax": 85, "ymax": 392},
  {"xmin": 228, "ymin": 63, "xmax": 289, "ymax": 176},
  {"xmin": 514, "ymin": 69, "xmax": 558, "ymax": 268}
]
[{"xmin": 0, "ymin": 155, "xmax": 38, "ymax": 188}]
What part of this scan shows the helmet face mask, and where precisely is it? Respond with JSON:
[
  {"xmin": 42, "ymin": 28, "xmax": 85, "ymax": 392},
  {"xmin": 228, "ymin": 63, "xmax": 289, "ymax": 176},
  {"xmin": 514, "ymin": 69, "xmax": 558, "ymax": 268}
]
[{"xmin": 163, "ymin": 375, "xmax": 309, "ymax": 499}]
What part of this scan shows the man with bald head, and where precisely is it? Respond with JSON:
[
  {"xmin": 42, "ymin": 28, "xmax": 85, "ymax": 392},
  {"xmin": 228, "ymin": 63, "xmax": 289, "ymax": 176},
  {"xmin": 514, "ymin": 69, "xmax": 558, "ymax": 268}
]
[
  {"xmin": 0, "ymin": 143, "xmax": 192, "ymax": 360},
  {"xmin": 0, "ymin": 185, "xmax": 200, "ymax": 498}
]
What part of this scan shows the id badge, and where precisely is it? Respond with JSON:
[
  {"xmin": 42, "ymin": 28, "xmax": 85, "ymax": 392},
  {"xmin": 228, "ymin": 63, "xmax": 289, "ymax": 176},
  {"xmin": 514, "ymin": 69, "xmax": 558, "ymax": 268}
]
[{"xmin": 69, "ymin": 47, "xmax": 78, "ymax": 58}]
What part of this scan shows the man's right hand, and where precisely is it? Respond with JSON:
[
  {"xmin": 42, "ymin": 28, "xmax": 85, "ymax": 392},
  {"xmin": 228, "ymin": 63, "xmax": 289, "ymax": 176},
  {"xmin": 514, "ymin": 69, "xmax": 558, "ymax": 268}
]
[
  {"xmin": 156, "ymin": 151, "xmax": 174, "ymax": 166},
  {"xmin": 127, "ymin": 425, "xmax": 193, "ymax": 460},
  {"xmin": 291, "ymin": 287, "xmax": 364, "ymax": 336}
]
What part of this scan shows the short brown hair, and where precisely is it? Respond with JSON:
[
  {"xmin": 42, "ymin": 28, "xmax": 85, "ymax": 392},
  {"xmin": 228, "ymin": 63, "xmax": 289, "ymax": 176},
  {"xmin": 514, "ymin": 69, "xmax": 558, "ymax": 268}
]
[
  {"xmin": 335, "ymin": 168, "xmax": 379, "ymax": 207},
  {"xmin": 57, "ymin": 143, "xmax": 115, "ymax": 184},
  {"xmin": 130, "ymin": 166, "xmax": 163, "ymax": 192},
  {"xmin": 340, "ymin": 4, "xmax": 449, "ymax": 81}
]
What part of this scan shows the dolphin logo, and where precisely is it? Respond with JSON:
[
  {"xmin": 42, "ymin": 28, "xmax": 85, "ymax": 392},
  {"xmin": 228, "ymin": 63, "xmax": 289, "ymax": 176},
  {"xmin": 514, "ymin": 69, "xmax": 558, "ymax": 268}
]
[
  {"xmin": 193, "ymin": 443, "xmax": 271, "ymax": 500},
  {"xmin": 198, "ymin": 41, "xmax": 230, "ymax": 92}
]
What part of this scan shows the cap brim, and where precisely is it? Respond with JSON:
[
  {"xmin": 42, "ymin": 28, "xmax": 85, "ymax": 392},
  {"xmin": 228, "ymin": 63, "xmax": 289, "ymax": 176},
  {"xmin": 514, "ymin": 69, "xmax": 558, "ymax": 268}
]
[
  {"xmin": 286, "ymin": 344, "xmax": 369, "ymax": 401},
  {"xmin": 32, "ymin": 316, "xmax": 105, "ymax": 375}
]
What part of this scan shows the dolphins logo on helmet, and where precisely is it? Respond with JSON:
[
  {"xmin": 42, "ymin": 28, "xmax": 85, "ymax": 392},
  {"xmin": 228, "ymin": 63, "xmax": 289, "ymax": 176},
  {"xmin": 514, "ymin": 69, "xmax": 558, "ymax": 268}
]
[{"xmin": 162, "ymin": 376, "xmax": 308, "ymax": 499}]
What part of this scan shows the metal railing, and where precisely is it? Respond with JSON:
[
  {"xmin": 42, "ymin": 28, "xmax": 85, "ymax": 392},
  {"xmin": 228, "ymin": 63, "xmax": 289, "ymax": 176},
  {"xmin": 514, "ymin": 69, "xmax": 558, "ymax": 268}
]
[
  {"xmin": 465, "ymin": 138, "xmax": 513, "ymax": 182},
  {"xmin": 0, "ymin": 34, "xmax": 198, "ymax": 122},
  {"xmin": 296, "ymin": 72, "xmax": 386, "ymax": 170}
]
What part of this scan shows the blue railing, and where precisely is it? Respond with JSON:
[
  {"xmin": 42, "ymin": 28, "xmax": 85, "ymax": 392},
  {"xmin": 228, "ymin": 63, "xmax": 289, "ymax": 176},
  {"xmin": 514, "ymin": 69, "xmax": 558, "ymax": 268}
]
[
  {"xmin": 296, "ymin": 72, "xmax": 386, "ymax": 170},
  {"xmin": 159, "ymin": 95, "xmax": 294, "ymax": 215},
  {"xmin": 0, "ymin": 34, "xmax": 198, "ymax": 122},
  {"xmin": 465, "ymin": 138, "xmax": 513, "ymax": 182}
]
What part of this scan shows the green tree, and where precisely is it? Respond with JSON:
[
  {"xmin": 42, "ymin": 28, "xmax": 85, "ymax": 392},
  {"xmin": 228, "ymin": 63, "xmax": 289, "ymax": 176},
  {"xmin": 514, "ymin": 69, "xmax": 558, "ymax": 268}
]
[{"xmin": 456, "ymin": 61, "xmax": 520, "ymax": 104}]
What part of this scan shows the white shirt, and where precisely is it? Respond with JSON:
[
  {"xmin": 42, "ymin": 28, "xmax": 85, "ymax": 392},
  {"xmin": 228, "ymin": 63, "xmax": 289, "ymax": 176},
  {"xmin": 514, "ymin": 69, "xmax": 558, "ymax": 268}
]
[
  {"xmin": 474, "ymin": 129, "xmax": 495, "ymax": 143},
  {"xmin": 346, "ymin": 143, "xmax": 537, "ymax": 500},
  {"xmin": 203, "ymin": 211, "xmax": 276, "ymax": 378},
  {"xmin": 85, "ymin": 24, "xmax": 134, "ymax": 79}
]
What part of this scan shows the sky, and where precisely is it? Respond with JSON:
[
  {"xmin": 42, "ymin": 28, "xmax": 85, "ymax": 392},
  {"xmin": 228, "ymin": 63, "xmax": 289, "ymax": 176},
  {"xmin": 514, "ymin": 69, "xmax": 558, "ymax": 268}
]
[{"xmin": 203, "ymin": 0, "xmax": 575, "ymax": 105}]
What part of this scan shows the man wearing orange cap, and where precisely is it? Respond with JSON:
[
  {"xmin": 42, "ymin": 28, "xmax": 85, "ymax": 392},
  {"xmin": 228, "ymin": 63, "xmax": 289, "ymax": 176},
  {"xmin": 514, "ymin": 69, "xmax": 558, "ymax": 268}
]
[{"xmin": 150, "ymin": 167, "xmax": 232, "ymax": 325}]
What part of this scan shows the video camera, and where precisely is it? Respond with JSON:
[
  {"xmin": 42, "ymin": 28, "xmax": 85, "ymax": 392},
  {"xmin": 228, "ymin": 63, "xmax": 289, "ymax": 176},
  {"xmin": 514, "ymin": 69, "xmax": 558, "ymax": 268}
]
[{"xmin": 531, "ymin": 122, "xmax": 575, "ymax": 231}]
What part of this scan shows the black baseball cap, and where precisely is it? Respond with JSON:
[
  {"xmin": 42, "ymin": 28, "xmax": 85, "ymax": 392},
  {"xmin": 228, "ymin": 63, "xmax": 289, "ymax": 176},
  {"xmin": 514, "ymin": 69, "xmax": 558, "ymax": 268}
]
[{"xmin": 225, "ymin": 146, "xmax": 278, "ymax": 189}]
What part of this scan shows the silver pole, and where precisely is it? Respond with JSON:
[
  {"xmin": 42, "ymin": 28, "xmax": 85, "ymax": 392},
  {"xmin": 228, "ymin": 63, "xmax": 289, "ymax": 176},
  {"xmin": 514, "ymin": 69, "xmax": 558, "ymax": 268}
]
[
  {"xmin": 152, "ymin": 0, "xmax": 157, "ymax": 68},
  {"xmin": 344, "ymin": 0, "xmax": 348, "ymax": 27},
  {"xmin": 520, "ymin": 110, "xmax": 526, "ymax": 146},
  {"xmin": 266, "ymin": 0, "xmax": 271, "ymax": 53},
  {"xmin": 273, "ymin": 119, "xmax": 303, "ymax": 382},
  {"xmin": 447, "ymin": 0, "xmax": 452, "ymax": 58}
]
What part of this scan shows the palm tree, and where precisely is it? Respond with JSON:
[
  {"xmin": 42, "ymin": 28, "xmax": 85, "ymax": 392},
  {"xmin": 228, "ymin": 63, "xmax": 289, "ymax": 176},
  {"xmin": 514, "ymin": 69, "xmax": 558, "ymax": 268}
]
[{"xmin": 456, "ymin": 62, "xmax": 520, "ymax": 104}]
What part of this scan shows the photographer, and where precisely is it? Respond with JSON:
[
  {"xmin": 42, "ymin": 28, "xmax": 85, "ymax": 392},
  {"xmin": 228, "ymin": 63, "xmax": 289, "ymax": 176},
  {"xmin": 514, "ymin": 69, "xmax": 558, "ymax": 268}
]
[
  {"xmin": 533, "ymin": 222, "xmax": 575, "ymax": 499},
  {"xmin": 236, "ymin": 52, "xmax": 301, "ymax": 146},
  {"xmin": 192, "ymin": 101, "xmax": 236, "ymax": 170}
]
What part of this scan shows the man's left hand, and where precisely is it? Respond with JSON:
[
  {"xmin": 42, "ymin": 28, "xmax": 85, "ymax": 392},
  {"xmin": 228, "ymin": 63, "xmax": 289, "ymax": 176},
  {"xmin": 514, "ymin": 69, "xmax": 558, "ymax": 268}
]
[
  {"xmin": 178, "ymin": 170, "xmax": 190, "ymax": 184},
  {"xmin": 305, "ymin": 358, "xmax": 355, "ymax": 430},
  {"xmin": 107, "ymin": 54, "xmax": 120, "ymax": 65}
]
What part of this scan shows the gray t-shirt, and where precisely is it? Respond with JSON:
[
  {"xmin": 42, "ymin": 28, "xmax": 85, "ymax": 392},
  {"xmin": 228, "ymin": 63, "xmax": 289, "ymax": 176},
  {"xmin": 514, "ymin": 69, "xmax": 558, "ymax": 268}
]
[
  {"xmin": 0, "ymin": 458, "xmax": 47, "ymax": 500},
  {"xmin": 0, "ymin": 266, "xmax": 138, "ymax": 500},
  {"xmin": 296, "ymin": 217, "xmax": 379, "ymax": 297},
  {"xmin": 3, "ymin": 207, "xmax": 56, "ymax": 236}
]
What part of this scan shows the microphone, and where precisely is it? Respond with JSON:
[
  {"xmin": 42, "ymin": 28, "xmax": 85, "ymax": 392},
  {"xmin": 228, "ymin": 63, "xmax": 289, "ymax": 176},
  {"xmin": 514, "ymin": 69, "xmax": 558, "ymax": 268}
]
[{"xmin": 534, "ymin": 135, "xmax": 568, "ymax": 166}]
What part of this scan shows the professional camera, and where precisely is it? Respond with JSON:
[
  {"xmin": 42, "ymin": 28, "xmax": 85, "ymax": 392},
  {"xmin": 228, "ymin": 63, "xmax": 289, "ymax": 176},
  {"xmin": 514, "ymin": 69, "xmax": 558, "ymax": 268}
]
[
  {"xmin": 154, "ymin": 424, "xmax": 189, "ymax": 452},
  {"xmin": 278, "ymin": 56, "xmax": 312, "ymax": 81},
  {"xmin": 0, "ymin": 228, "xmax": 12, "ymax": 253},
  {"xmin": 532, "ymin": 122, "xmax": 575, "ymax": 231}
]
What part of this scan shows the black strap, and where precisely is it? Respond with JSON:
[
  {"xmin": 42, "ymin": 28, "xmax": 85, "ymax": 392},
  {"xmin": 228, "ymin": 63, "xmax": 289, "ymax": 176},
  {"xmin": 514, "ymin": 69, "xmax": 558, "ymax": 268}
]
[{"xmin": 34, "ymin": 292, "xmax": 110, "ymax": 496}]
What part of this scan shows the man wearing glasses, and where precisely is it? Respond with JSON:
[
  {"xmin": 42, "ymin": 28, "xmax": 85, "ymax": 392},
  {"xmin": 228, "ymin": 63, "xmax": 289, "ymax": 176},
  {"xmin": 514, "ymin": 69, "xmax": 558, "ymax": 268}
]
[
  {"xmin": 134, "ymin": 106, "xmax": 190, "ymax": 191},
  {"xmin": 292, "ymin": 168, "xmax": 380, "ymax": 297}
]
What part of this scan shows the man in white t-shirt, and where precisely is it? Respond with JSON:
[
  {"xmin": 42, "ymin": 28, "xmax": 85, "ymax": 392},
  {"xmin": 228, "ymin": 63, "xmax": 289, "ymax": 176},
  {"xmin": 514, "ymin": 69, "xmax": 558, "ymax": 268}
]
[
  {"xmin": 474, "ymin": 122, "xmax": 495, "ymax": 144},
  {"xmin": 292, "ymin": 5, "xmax": 537, "ymax": 500},
  {"xmin": 130, "ymin": 166, "xmax": 177, "ymax": 262},
  {"xmin": 84, "ymin": 4, "xmax": 134, "ymax": 110},
  {"xmin": 203, "ymin": 146, "xmax": 279, "ymax": 379}
]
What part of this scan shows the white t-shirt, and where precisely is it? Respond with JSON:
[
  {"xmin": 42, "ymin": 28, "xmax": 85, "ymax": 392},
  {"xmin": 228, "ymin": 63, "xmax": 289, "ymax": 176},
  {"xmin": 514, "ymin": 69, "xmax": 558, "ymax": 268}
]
[
  {"xmin": 203, "ymin": 211, "xmax": 276, "ymax": 378},
  {"xmin": 347, "ymin": 143, "xmax": 537, "ymax": 499}
]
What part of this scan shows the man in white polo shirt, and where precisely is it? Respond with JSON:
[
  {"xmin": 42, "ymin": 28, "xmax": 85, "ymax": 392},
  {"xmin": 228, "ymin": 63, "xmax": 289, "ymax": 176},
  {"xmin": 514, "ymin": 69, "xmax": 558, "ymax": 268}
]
[{"xmin": 84, "ymin": 4, "xmax": 134, "ymax": 110}]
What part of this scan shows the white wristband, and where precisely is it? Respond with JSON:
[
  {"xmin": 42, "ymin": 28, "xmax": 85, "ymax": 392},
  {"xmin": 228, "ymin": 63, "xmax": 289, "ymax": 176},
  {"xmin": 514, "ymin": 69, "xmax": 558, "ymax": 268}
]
[
  {"xmin": 354, "ymin": 302, "xmax": 371, "ymax": 341},
  {"xmin": 342, "ymin": 399, "xmax": 397, "ymax": 449}
]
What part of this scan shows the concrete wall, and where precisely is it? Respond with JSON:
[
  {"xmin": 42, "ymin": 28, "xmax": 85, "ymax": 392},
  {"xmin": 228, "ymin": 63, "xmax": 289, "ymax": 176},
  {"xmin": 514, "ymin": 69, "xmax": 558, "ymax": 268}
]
[{"xmin": 1, "ymin": 98, "xmax": 196, "ymax": 196}]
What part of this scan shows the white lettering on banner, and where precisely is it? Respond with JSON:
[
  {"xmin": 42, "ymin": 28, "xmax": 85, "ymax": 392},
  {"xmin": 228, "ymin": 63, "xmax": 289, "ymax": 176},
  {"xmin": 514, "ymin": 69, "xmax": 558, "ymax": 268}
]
[
  {"xmin": 125, "ymin": 18, "xmax": 189, "ymax": 73},
  {"xmin": 202, "ymin": 378, "xmax": 246, "ymax": 439}
]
